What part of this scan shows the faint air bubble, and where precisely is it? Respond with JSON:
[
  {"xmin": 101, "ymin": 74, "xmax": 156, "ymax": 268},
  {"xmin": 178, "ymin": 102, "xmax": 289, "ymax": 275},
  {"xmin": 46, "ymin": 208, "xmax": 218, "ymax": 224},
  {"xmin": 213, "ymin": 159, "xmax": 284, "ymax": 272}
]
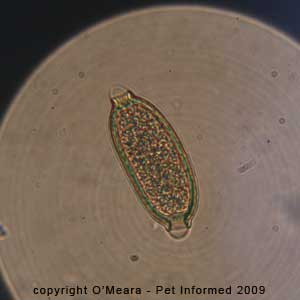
[
  {"xmin": 0, "ymin": 224, "xmax": 8, "ymax": 240},
  {"xmin": 272, "ymin": 225, "xmax": 279, "ymax": 232}
]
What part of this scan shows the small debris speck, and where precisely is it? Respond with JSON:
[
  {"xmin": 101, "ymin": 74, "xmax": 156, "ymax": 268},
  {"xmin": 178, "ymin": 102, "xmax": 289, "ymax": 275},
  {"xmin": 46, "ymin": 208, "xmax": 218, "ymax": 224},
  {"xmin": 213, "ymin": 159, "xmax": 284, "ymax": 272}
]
[
  {"xmin": 271, "ymin": 70, "xmax": 278, "ymax": 78},
  {"xmin": 0, "ymin": 224, "xmax": 7, "ymax": 239},
  {"xmin": 279, "ymin": 117, "xmax": 285, "ymax": 124},
  {"xmin": 238, "ymin": 159, "xmax": 256, "ymax": 174},
  {"xmin": 52, "ymin": 88, "xmax": 58, "ymax": 95},
  {"xmin": 130, "ymin": 254, "xmax": 139, "ymax": 262}
]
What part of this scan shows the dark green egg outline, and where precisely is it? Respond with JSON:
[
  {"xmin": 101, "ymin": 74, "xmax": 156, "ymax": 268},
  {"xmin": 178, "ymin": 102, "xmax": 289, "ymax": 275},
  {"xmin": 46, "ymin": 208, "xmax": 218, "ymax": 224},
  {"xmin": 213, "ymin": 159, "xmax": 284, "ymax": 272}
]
[{"xmin": 109, "ymin": 88, "xmax": 199, "ymax": 238}]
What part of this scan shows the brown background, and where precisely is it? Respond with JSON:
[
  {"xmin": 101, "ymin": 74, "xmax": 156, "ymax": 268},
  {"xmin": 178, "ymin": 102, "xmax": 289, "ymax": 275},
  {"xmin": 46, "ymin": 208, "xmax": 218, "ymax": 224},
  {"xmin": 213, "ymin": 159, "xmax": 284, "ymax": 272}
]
[{"xmin": 1, "ymin": 5, "xmax": 300, "ymax": 300}]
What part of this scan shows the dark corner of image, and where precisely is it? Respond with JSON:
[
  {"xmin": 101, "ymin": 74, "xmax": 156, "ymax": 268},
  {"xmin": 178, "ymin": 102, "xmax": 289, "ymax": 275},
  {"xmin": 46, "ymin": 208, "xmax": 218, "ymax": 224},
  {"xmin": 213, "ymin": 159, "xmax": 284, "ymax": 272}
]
[{"xmin": 0, "ymin": 272, "xmax": 14, "ymax": 300}]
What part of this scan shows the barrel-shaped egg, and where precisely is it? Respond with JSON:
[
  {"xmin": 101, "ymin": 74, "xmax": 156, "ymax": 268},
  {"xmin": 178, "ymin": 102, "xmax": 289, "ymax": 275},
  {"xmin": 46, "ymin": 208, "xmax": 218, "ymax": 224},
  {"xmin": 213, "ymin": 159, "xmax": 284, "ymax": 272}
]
[{"xmin": 109, "ymin": 86, "xmax": 199, "ymax": 239}]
